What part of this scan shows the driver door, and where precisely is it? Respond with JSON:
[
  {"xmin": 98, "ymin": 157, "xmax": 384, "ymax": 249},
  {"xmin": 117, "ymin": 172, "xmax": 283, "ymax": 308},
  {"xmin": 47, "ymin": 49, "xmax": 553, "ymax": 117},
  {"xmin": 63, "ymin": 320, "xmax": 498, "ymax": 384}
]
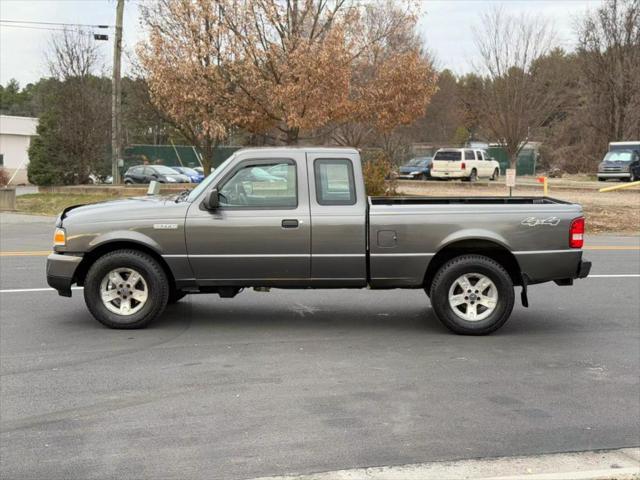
[{"xmin": 184, "ymin": 153, "xmax": 311, "ymax": 285}]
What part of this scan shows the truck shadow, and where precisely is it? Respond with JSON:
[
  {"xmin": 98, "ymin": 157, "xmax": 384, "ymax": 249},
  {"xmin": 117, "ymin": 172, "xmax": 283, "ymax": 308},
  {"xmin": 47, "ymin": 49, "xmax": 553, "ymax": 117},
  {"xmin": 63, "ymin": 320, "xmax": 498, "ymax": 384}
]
[{"xmin": 151, "ymin": 297, "xmax": 570, "ymax": 336}]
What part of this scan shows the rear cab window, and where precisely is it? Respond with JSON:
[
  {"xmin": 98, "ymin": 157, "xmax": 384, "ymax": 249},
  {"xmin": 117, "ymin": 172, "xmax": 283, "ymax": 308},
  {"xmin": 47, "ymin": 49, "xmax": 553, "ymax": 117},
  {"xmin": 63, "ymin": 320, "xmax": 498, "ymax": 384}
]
[{"xmin": 314, "ymin": 159, "xmax": 356, "ymax": 205}]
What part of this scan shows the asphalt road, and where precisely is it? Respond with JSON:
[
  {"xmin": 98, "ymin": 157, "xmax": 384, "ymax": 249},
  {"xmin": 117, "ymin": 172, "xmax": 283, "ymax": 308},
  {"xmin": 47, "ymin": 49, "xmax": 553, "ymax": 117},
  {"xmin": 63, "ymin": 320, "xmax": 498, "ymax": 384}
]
[{"xmin": 1, "ymin": 214, "xmax": 639, "ymax": 480}]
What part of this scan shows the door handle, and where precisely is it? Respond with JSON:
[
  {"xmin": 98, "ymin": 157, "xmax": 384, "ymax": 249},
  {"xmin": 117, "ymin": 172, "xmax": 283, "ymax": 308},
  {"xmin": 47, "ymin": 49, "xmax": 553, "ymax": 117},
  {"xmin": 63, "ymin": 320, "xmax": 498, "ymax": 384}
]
[{"xmin": 281, "ymin": 219, "xmax": 299, "ymax": 228}]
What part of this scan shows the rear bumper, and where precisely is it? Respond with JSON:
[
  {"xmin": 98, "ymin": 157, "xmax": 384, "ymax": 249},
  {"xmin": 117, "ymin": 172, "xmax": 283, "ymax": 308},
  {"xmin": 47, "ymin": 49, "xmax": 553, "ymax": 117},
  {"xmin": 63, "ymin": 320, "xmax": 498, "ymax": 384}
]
[
  {"xmin": 431, "ymin": 171, "xmax": 465, "ymax": 178},
  {"xmin": 46, "ymin": 253, "xmax": 82, "ymax": 297}
]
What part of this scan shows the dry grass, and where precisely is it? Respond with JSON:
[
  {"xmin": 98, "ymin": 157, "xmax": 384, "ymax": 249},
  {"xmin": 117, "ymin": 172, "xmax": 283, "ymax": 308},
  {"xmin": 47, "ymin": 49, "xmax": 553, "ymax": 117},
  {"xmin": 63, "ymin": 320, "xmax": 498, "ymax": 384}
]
[{"xmin": 398, "ymin": 180, "xmax": 640, "ymax": 235}]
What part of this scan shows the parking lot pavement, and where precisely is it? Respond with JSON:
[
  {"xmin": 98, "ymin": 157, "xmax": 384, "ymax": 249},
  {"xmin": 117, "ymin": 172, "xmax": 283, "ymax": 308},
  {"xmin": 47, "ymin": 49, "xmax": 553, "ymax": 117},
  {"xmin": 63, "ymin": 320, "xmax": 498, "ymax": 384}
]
[{"xmin": 1, "ymin": 215, "xmax": 639, "ymax": 480}]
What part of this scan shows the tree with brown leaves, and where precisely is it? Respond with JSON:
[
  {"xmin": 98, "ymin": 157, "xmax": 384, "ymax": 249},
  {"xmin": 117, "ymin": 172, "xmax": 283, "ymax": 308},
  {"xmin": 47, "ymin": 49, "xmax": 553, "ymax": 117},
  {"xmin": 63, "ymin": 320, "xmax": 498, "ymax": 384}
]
[{"xmin": 138, "ymin": 0, "xmax": 436, "ymax": 167}]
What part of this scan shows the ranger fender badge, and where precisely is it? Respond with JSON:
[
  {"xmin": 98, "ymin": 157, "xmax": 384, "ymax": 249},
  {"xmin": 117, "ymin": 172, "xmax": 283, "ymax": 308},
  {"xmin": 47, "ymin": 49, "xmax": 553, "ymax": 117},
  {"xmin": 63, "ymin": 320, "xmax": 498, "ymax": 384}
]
[
  {"xmin": 153, "ymin": 223, "xmax": 179, "ymax": 230},
  {"xmin": 521, "ymin": 217, "xmax": 560, "ymax": 227}
]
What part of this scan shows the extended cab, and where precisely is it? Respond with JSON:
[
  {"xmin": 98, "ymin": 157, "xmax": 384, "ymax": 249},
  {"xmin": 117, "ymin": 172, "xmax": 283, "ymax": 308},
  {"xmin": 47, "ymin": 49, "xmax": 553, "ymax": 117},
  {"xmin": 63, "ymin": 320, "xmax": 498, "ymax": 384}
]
[
  {"xmin": 431, "ymin": 148, "xmax": 501, "ymax": 182},
  {"xmin": 47, "ymin": 147, "xmax": 591, "ymax": 335}
]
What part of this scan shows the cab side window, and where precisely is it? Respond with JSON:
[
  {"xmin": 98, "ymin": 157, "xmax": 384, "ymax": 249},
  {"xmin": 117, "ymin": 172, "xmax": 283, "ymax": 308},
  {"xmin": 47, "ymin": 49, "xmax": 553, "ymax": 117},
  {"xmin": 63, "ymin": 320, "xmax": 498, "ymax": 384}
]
[
  {"xmin": 219, "ymin": 160, "xmax": 297, "ymax": 208},
  {"xmin": 314, "ymin": 159, "xmax": 356, "ymax": 206}
]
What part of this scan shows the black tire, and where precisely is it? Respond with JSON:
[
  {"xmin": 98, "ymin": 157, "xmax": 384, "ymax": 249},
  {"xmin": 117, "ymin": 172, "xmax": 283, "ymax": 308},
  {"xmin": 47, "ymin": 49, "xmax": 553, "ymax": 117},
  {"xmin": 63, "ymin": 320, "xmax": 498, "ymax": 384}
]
[
  {"xmin": 124, "ymin": 179, "xmax": 133, "ymax": 185},
  {"xmin": 598, "ymin": 177, "xmax": 606, "ymax": 182},
  {"xmin": 168, "ymin": 290, "xmax": 187, "ymax": 304},
  {"xmin": 83, "ymin": 249, "xmax": 169, "ymax": 329},
  {"xmin": 429, "ymin": 255, "xmax": 515, "ymax": 335},
  {"xmin": 421, "ymin": 173, "xmax": 429, "ymax": 181},
  {"xmin": 466, "ymin": 169, "xmax": 478, "ymax": 183},
  {"xmin": 490, "ymin": 169, "xmax": 499, "ymax": 181}
]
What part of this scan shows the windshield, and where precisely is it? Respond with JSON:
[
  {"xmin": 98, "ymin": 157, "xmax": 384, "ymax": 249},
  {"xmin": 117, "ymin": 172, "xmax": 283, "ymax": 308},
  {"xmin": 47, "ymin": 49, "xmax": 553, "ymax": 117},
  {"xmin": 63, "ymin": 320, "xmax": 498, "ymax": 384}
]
[
  {"xmin": 186, "ymin": 155, "xmax": 236, "ymax": 202},
  {"xmin": 153, "ymin": 165, "xmax": 183, "ymax": 175},
  {"xmin": 434, "ymin": 151, "xmax": 462, "ymax": 161},
  {"xmin": 603, "ymin": 151, "xmax": 633, "ymax": 162},
  {"xmin": 405, "ymin": 158, "xmax": 430, "ymax": 166}
]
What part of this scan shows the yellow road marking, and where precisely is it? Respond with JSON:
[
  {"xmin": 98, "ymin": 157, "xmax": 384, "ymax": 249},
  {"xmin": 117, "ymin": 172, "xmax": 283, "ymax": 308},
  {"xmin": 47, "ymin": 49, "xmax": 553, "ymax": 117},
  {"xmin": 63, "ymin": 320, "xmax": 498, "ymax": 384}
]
[
  {"xmin": 584, "ymin": 245, "xmax": 640, "ymax": 251},
  {"xmin": 0, "ymin": 251, "xmax": 51, "ymax": 257}
]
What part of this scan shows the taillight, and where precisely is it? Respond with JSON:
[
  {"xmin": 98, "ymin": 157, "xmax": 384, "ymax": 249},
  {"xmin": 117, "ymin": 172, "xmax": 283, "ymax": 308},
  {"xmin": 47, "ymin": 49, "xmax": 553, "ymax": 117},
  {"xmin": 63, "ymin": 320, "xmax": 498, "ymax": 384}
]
[
  {"xmin": 569, "ymin": 217, "xmax": 585, "ymax": 248},
  {"xmin": 461, "ymin": 162, "xmax": 466, "ymax": 170}
]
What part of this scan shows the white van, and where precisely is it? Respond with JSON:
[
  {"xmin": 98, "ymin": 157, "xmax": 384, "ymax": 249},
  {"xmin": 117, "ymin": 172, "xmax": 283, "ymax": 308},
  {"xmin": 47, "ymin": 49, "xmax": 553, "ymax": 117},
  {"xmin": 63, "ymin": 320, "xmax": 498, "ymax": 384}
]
[{"xmin": 431, "ymin": 148, "xmax": 501, "ymax": 182}]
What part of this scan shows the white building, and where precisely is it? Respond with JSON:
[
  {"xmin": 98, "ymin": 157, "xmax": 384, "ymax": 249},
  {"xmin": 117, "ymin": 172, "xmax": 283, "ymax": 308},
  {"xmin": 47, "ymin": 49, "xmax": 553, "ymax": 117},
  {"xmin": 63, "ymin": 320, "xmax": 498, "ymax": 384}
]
[{"xmin": 0, "ymin": 115, "xmax": 39, "ymax": 185}]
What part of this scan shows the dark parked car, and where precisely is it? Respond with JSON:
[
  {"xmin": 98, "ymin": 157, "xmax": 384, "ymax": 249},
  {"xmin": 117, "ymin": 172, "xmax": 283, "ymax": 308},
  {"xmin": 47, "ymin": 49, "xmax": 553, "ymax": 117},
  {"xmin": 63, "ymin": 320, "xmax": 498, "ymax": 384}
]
[
  {"xmin": 597, "ymin": 142, "xmax": 640, "ymax": 182},
  {"xmin": 397, "ymin": 157, "xmax": 432, "ymax": 180},
  {"xmin": 171, "ymin": 166, "xmax": 205, "ymax": 183},
  {"xmin": 123, "ymin": 165, "xmax": 190, "ymax": 184}
]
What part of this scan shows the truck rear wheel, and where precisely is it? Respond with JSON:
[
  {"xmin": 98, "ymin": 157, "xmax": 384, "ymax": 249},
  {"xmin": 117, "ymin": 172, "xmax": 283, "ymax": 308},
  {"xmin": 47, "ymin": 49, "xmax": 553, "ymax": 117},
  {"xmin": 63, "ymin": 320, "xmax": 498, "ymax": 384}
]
[
  {"xmin": 429, "ymin": 255, "xmax": 515, "ymax": 335},
  {"xmin": 84, "ymin": 249, "xmax": 169, "ymax": 329}
]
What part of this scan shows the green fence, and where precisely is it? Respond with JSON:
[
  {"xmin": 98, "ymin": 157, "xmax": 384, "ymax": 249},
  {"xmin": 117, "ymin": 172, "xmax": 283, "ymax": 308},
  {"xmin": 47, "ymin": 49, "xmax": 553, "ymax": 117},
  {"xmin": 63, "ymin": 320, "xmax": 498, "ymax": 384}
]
[
  {"xmin": 487, "ymin": 146, "xmax": 537, "ymax": 175},
  {"xmin": 123, "ymin": 145, "xmax": 242, "ymax": 170}
]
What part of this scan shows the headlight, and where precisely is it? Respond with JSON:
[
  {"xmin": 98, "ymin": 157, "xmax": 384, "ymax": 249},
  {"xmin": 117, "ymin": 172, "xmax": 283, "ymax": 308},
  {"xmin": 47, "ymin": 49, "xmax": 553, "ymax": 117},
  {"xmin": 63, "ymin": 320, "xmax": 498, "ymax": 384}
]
[
  {"xmin": 166, "ymin": 177, "xmax": 177, "ymax": 182},
  {"xmin": 53, "ymin": 227, "xmax": 66, "ymax": 247},
  {"xmin": 411, "ymin": 171, "xmax": 420, "ymax": 175}
]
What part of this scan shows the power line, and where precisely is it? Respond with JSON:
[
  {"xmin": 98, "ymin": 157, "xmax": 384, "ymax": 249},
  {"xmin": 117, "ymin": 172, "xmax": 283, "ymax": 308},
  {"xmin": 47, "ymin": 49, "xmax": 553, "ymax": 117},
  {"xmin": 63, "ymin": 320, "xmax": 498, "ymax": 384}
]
[
  {"xmin": 0, "ymin": 19, "xmax": 112, "ymax": 29},
  {"xmin": 0, "ymin": 23, "xmax": 101, "ymax": 35}
]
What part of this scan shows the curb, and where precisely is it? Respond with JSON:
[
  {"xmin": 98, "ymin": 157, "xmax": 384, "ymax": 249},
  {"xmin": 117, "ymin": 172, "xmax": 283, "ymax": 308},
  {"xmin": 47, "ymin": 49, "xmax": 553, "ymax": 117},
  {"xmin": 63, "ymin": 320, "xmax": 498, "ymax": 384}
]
[{"xmin": 248, "ymin": 448, "xmax": 640, "ymax": 480}]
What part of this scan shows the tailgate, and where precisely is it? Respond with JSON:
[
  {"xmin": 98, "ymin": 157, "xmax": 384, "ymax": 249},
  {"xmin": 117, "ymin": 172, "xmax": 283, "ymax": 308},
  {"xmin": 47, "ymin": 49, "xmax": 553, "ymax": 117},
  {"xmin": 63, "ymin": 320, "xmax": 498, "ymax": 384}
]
[{"xmin": 432, "ymin": 151, "xmax": 462, "ymax": 173}]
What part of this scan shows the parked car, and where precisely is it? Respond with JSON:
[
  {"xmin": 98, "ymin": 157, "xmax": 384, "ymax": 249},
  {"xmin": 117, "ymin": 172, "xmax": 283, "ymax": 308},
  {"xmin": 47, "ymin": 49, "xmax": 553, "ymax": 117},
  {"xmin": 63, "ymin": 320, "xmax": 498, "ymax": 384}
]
[
  {"xmin": 171, "ymin": 166, "xmax": 205, "ymax": 183},
  {"xmin": 597, "ymin": 142, "xmax": 640, "ymax": 182},
  {"xmin": 47, "ymin": 147, "xmax": 591, "ymax": 336},
  {"xmin": 397, "ymin": 157, "xmax": 432, "ymax": 180},
  {"xmin": 430, "ymin": 148, "xmax": 501, "ymax": 182},
  {"xmin": 123, "ymin": 165, "xmax": 190, "ymax": 184}
]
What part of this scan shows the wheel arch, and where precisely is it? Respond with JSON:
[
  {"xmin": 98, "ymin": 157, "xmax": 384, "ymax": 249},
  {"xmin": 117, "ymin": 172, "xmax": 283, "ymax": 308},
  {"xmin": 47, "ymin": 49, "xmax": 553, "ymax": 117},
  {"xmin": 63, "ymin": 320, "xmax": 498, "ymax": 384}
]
[
  {"xmin": 74, "ymin": 240, "xmax": 177, "ymax": 293},
  {"xmin": 424, "ymin": 239, "xmax": 522, "ymax": 293}
]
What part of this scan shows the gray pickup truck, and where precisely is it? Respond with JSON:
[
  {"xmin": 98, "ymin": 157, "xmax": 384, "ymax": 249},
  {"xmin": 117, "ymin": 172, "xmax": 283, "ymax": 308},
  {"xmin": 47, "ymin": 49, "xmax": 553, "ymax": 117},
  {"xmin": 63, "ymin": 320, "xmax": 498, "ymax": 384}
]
[{"xmin": 47, "ymin": 147, "xmax": 591, "ymax": 335}]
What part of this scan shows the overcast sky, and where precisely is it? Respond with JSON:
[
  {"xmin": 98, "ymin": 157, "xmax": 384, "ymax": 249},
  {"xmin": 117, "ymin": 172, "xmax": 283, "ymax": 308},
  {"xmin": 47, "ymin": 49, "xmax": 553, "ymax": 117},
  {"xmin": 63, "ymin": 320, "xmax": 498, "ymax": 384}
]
[{"xmin": 0, "ymin": 0, "xmax": 602, "ymax": 86}]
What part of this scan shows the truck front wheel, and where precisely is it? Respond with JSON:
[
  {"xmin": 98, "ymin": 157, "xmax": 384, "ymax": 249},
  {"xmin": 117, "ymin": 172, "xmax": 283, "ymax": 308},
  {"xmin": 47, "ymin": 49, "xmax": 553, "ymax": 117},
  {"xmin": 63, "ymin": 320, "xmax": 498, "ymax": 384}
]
[
  {"xmin": 83, "ymin": 249, "xmax": 169, "ymax": 329},
  {"xmin": 429, "ymin": 255, "xmax": 515, "ymax": 335}
]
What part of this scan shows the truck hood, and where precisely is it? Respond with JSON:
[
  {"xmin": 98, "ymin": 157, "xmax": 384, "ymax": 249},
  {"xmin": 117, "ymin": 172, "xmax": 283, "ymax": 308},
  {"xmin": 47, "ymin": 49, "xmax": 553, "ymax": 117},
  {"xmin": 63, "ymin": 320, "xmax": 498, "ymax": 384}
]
[{"xmin": 61, "ymin": 195, "xmax": 190, "ymax": 224}]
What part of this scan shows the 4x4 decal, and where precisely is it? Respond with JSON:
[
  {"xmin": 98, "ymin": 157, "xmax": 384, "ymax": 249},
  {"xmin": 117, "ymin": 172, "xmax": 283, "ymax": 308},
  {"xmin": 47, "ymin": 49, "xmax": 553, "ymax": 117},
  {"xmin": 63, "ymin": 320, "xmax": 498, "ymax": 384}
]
[{"xmin": 521, "ymin": 216, "xmax": 561, "ymax": 227}]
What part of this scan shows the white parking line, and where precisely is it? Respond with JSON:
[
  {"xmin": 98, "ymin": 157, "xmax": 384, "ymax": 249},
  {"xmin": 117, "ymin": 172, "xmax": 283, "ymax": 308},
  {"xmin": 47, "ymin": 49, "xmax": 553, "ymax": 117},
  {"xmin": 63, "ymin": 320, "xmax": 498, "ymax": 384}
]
[
  {"xmin": 0, "ymin": 275, "xmax": 639, "ymax": 294},
  {"xmin": 588, "ymin": 274, "xmax": 640, "ymax": 278},
  {"xmin": 0, "ymin": 287, "xmax": 83, "ymax": 293}
]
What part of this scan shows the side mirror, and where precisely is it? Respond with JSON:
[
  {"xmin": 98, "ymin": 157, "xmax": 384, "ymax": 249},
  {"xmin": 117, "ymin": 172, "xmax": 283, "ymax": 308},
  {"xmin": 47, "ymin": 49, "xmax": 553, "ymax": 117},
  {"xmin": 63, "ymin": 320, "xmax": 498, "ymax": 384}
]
[{"xmin": 204, "ymin": 188, "xmax": 219, "ymax": 210}]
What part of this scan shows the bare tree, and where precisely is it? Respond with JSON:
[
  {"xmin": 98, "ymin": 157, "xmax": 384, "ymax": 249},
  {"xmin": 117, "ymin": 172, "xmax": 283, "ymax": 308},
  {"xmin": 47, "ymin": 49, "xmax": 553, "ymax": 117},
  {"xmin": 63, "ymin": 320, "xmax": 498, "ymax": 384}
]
[
  {"xmin": 474, "ymin": 8, "xmax": 561, "ymax": 167},
  {"xmin": 577, "ymin": 0, "xmax": 640, "ymax": 142},
  {"xmin": 47, "ymin": 29, "xmax": 102, "ymax": 80}
]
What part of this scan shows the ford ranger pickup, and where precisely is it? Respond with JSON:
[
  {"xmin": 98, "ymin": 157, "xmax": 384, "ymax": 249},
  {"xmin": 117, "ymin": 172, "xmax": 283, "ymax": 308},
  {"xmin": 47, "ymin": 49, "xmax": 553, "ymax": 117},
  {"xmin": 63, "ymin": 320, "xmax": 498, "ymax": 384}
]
[{"xmin": 47, "ymin": 147, "xmax": 591, "ymax": 335}]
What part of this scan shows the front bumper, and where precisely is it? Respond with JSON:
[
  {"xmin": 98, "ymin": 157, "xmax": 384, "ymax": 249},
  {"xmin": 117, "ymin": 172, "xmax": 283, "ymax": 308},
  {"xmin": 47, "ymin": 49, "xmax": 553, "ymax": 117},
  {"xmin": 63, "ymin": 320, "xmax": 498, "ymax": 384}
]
[
  {"xmin": 397, "ymin": 173, "xmax": 421, "ymax": 179},
  {"xmin": 46, "ymin": 253, "xmax": 83, "ymax": 297},
  {"xmin": 597, "ymin": 172, "xmax": 630, "ymax": 179}
]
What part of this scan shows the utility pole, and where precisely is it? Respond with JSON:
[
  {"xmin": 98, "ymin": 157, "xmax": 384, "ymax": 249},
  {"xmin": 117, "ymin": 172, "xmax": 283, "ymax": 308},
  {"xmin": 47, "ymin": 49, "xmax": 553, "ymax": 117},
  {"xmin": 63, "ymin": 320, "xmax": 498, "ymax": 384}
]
[{"xmin": 111, "ymin": 0, "xmax": 125, "ymax": 184}]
